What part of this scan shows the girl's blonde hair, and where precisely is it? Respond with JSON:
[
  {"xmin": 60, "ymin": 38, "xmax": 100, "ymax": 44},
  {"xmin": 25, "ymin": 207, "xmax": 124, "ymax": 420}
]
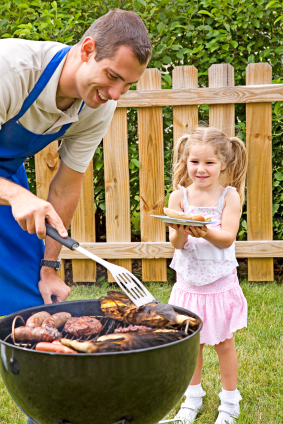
[{"xmin": 173, "ymin": 127, "xmax": 248, "ymax": 205}]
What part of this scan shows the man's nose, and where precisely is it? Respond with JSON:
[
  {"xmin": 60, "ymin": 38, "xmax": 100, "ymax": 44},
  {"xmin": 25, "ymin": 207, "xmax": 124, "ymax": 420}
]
[{"xmin": 108, "ymin": 85, "xmax": 124, "ymax": 101}]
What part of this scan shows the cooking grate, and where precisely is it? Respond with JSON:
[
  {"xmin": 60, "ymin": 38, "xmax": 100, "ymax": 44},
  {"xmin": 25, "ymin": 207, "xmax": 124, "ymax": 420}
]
[{"xmin": 6, "ymin": 313, "xmax": 192, "ymax": 351}]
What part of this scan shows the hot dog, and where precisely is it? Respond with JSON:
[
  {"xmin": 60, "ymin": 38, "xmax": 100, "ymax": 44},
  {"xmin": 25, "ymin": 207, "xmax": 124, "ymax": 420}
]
[
  {"xmin": 35, "ymin": 341, "xmax": 78, "ymax": 354},
  {"xmin": 164, "ymin": 207, "xmax": 211, "ymax": 222},
  {"xmin": 42, "ymin": 312, "xmax": 71, "ymax": 329},
  {"xmin": 26, "ymin": 311, "xmax": 51, "ymax": 328}
]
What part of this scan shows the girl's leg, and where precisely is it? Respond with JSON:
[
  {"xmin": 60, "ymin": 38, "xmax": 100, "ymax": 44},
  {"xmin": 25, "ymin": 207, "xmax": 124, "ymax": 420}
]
[
  {"xmin": 214, "ymin": 336, "xmax": 238, "ymax": 390},
  {"xmin": 214, "ymin": 337, "xmax": 242, "ymax": 424},
  {"xmin": 190, "ymin": 343, "xmax": 204, "ymax": 385},
  {"xmin": 174, "ymin": 344, "xmax": 206, "ymax": 423}
]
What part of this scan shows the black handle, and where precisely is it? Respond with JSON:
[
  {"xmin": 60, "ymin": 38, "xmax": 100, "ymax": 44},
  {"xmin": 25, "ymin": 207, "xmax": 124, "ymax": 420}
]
[{"xmin": 46, "ymin": 223, "xmax": 79, "ymax": 250}]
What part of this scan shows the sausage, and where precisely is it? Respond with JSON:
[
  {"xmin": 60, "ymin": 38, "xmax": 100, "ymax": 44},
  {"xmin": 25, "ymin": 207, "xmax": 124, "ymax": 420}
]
[
  {"xmin": 14, "ymin": 326, "xmax": 62, "ymax": 342},
  {"xmin": 42, "ymin": 312, "xmax": 71, "ymax": 329},
  {"xmin": 26, "ymin": 312, "xmax": 51, "ymax": 328},
  {"xmin": 35, "ymin": 342, "xmax": 78, "ymax": 354}
]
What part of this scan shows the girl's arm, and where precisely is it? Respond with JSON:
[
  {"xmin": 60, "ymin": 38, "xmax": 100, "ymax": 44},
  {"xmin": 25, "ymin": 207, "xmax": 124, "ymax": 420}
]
[
  {"xmin": 188, "ymin": 189, "xmax": 241, "ymax": 249},
  {"xmin": 168, "ymin": 190, "xmax": 190, "ymax": 249}
]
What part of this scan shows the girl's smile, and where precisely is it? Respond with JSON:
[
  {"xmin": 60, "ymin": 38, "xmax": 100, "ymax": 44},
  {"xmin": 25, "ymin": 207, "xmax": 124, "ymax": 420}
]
[{"xmin": 187, "ymin": 144, "xmax": 225, "ymax": 187}]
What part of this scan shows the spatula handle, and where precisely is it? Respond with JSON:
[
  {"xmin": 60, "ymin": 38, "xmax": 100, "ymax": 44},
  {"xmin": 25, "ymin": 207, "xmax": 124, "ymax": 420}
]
[{"xmin": 46, "ymin": 223, "xmax": 79, "ymax": 250}]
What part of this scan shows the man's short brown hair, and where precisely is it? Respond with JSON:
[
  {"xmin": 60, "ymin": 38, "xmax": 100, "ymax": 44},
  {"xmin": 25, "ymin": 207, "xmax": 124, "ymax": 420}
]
[{"xmin": 79, "ymin": 9, "xmax": 151, "ymax": 65}]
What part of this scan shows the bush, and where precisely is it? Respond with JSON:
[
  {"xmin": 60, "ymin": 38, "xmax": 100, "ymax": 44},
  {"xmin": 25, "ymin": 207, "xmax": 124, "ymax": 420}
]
[{"xmin": 1, "ymin": 0, "xmax": 283, "ymax": 238}]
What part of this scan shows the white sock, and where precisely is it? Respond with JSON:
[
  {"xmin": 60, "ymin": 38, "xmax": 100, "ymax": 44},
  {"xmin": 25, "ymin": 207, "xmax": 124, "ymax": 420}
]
[
  {"xmin": 175, "ymin": 384, "xmax": 205, "ymax": 423},
  {"xmin": 216, "ymin": 388, "xmax": 242, "ymax": 424}
]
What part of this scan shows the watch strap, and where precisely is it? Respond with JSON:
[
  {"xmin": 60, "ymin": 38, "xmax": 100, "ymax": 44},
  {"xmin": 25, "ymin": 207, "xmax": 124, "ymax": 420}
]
[{"xmin": 40, "ymin": 259, "xmax": 61, "ymax": 271}]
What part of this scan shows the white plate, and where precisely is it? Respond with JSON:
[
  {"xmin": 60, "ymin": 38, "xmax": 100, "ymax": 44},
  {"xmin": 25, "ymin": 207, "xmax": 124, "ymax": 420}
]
[{"xmin": 150, "ymin": 215, "xmax": 216, "ymax": 226}]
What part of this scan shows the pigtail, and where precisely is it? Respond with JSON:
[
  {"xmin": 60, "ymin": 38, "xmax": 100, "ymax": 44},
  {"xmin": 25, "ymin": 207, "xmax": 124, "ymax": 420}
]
[
  {"xmin": 172, "ymin": 134, "xmax": 192, "ymax": 190},
  {"xmin": 224, "ymin": 136, "xmax": 248, "ymax": 206}
]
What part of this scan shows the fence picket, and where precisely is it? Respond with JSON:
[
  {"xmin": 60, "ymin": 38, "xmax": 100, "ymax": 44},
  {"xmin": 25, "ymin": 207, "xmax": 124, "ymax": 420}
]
[
  {"xmin": 103, "ymin": 108, "xmax": 131, "ymax": 281},
  {"xmin": 246, "ymin": 63, "xmax": 273, "ymax": 281},
  {"xmin": 209, "ymin": 64, "xmax": 235, "ymax": 190},
  {"xmin": 71, "ymin": 161, "xmax": 96, "ymax": 282},
  {"xmin": 137, "ymin": 69, "xmax": 167, "ymax": 281},
  {"xmin": 173, "ymin": 66, "xmax": 198, "ymax": 144},
  {"xmin": 35, "ymin": 141, "xmax": 65, "ymax": 281}
]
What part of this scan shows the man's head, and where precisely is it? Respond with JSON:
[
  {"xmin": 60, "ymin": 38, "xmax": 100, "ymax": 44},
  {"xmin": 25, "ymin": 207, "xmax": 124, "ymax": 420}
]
[{"xmin": 78, "ymin": 8, "xmax": 151, "ymax": 65}]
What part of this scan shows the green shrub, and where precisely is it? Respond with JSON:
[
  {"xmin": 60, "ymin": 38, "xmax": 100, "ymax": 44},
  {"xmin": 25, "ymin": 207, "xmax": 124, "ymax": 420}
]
[{"xmin": 2, "ymin": 0, "xmax": 283, "ymax": 239}]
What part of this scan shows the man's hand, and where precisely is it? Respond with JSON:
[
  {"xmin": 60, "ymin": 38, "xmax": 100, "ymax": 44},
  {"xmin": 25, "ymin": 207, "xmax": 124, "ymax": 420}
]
[
  {"xmin": 38, "ymin": 268, "xmax": 71, "ymax": 304},
  {"xmin": 11, "ymin": 190, "xmax": 68, "ymax": 240},
  {"xmin": 0, "ymin": 178, "xmax": 68, "ymax": 239}
]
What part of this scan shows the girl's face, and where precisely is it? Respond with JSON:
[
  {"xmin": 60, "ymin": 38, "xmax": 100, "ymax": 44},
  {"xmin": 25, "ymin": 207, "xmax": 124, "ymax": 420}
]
[{"xmin": 187, "ymin": 144, "xmax": 225, "ymax": 187}]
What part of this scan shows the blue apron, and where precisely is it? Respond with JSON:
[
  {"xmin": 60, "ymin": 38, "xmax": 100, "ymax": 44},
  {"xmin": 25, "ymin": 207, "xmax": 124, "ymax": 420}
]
[{"xmin": 0, "ymin": 46, "xmax": 84, "ymax": 315}]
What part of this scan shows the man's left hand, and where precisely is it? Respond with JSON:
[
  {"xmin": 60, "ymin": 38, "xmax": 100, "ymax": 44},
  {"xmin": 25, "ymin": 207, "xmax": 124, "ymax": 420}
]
[{"xmin": 38, "ymin": 267, "xmax": 71, "ymax": 304}]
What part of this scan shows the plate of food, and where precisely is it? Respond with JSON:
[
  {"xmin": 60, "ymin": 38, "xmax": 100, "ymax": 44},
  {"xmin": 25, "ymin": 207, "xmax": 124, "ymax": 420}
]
[{"xmin": 151, "ymin": 208, "xmax": 216, "ymax": 226}]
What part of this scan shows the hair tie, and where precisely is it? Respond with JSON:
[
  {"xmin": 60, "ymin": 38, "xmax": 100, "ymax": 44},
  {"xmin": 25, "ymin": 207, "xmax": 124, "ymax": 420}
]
[{"xmin": 230, "ymin": 137, "xmax": 233, "ymax": 143}]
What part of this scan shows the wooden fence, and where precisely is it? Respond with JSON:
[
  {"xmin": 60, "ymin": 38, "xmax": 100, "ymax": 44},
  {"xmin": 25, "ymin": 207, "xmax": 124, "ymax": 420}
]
[{"xmin": 35, "ymin": 63, "xmax": 283, "ymax": 283}]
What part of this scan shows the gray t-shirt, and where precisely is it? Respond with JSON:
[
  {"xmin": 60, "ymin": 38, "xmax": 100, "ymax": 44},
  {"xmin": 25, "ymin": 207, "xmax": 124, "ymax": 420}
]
[{"xmin": 0, "ymin": 38, "xmax": 117, "ymax": 172}]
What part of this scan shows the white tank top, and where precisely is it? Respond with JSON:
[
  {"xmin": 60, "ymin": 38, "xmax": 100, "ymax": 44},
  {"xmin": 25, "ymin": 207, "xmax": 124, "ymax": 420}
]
[{"xmin": 170, "ymin": 185, "xmax": 238, "ymax": 286}]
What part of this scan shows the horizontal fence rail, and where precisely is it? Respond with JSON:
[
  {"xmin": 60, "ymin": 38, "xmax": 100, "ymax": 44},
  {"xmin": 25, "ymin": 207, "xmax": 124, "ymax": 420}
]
[
  {"xmin": 35, "ymin": 63, "xmax": 282, "ymax": 283},
  {"xmin": 60, "ymin": 241, "xmax": 283, "ymax": 260},
  {"xmin": 117, "ymin": 84, "xmax": 283, "ymax": 107}
]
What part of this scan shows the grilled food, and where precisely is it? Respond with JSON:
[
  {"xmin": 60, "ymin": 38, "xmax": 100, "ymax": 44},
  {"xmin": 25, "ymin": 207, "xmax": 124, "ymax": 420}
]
[
  {"xmin": 63, "ymin": 316, "xmax": 103, "ymax": 337},
  {"xmin": 26, "ymin": 311, "xmax": 51, "ymax": 328},
  {"xmin": 100, "ymin": 291, "xmax": 200, "ymax": 328},
  {"xmin": 164, "ymin": 207, "xmax": 211, "ymax": 222},
  {"xmin": 60, "ymin": 329, "xmax": 186, "ymax": 353},
  {"xmin": 42, "ymin": 312, "xmax": 71, "ymax": 329},
  {"xmin": 14, "ymin": 326, "xmax": 61, "ymax": 342}
]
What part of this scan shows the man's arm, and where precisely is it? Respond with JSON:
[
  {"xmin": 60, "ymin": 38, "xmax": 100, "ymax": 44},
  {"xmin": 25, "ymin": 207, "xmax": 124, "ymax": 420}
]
[{"xmin": 38, "ymin": 161, "xmax": 84, "ymax": 304}]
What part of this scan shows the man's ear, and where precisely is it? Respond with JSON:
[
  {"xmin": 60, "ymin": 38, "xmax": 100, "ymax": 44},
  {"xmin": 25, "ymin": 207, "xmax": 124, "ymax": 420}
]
[{"xmin": 80, "ymin": 37, "xmax": 96, "ymax": 62}]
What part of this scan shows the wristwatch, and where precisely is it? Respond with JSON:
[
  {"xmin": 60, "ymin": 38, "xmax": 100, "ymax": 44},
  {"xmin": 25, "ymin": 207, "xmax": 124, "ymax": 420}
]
[{"xmin": 40, "ymin": 259, "xmax": 62, "ymax": 271}]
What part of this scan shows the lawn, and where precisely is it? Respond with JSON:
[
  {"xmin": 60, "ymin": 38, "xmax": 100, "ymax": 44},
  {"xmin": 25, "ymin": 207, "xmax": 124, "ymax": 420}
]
[{"xmin": 0, "ymin": 280, "xmax": 282, "ymax": 424}]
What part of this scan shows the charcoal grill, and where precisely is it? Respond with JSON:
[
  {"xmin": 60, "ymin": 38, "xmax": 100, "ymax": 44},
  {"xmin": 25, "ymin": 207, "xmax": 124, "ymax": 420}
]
[{"xmin": 0, "ymin": 299, "xmax": 201, "ymax": 424}]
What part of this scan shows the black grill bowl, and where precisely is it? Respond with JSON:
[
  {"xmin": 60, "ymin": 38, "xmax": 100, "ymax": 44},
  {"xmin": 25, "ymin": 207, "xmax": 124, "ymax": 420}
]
[{"xmin": 0, "ymin": 299, "xmax": 202, "ymax": 424}]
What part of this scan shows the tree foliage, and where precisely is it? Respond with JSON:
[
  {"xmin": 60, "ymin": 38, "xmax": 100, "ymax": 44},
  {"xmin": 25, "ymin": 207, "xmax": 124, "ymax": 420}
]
[{"xmin": 1, "ymin": 0, "xmax": 283, "ymax": 239}]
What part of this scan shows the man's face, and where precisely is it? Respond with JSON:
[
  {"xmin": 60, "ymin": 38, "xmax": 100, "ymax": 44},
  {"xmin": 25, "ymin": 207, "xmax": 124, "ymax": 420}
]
[{"xmin": 76, "ymin": 40, "xmax": 148, "ymax": 108}]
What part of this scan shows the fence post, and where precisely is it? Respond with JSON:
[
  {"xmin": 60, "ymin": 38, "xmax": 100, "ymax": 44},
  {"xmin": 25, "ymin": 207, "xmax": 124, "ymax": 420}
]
[
  {"xmin": 103, "ymin": 108, "xmax": 131, "ymax": 281},
  {"xmin": 35, "ymin": 141, "xmax": 65, "ymax": 281},
  {"xmin": 71, "ymin": 161, "xmax": 96, "ymax": 282},
  {"xmin": 246, "ymin": 63, "xmax": 273, "ymax": 281},
  {"xmin": 173, "ymin": 66, "xmax": 198, "ymax": 144},
  {"xmin": 137, "ymin": 68, "xmax": 167, "ymax": 282}
]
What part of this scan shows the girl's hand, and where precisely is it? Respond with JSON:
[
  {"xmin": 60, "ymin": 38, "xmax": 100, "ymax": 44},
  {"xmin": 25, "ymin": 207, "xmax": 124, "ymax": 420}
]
[
  {"xmin": 185, "ymin": 225, "xmax": 208, "ymax": 238},
  {"xmin": 167, "ymin": 223, "xmax": 190, "ymax": 233}
]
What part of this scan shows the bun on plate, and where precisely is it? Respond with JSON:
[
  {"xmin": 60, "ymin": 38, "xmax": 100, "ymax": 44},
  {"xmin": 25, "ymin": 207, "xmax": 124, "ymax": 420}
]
[{"xmin": 164, "ymin": 207, "xmax": 211, "ymax": 223}]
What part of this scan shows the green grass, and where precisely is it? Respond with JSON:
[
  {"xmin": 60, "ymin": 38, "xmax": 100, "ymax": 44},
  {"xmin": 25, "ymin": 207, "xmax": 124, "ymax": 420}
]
[{"xmin": 1, "ymin": 280, "xmax": 283, "ymax": 423}]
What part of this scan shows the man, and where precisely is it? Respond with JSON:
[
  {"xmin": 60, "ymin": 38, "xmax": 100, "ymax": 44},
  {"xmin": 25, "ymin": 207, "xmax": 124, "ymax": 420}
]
[{"xmin": 0, "ymin": 9, "xmax": 151, "ymax": 317}]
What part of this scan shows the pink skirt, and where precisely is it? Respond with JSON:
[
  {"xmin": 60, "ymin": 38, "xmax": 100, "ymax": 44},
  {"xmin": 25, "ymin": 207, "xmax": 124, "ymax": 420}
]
[{"xmin": 169, "ymin": 270, "xmax": 247, "ymax": 346}]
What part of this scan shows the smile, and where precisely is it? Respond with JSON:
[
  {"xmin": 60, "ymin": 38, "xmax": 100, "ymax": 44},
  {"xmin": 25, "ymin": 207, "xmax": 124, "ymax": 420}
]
[{"xmin": 98, "ymin": 90, "xmax": 108, "ymax": 101}]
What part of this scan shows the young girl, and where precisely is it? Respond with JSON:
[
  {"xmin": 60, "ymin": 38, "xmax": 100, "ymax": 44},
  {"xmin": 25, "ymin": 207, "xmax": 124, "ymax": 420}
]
[{"xmin": 168, "ymin": 127, "xmax": 248, "ymax": 424}]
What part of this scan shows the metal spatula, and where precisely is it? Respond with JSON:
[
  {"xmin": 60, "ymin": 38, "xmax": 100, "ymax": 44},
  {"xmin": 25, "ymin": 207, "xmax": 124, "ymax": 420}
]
[{"xmin": 46, "ymin": 223, "xmax": 156, "ymax": 307}]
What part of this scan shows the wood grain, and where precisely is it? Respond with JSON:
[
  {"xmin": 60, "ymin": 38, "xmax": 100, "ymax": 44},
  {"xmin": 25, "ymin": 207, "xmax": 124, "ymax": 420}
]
[
  {"xmin": 137, "ymin": 69, "xmax": 167, "ymax": 281},
  {"xmin": 103, "ymin": 108, "xmax": 131, "ymax": 281},
  {"xmin": 246, "ymin": 63, "xmax": 273, "ymax": 281},
  {"xmin": 209, "ymin": 64, "xmax": 235, "ymax": 137},
  {"xmin": 71, "ymin": 162, "xmax": 96, "ymax": 282},
  {"xmin": 35, "ymin": 141, "xmax": 65, "ymax": 281},
  {"xmin": 173, "ymin": 66, "xmax": 198, "ymax": 144},
  {"xmin": 117, "ymin": 84, "xmax": 283, "ymax": 107},
  {"xmin": 59, "ymin": 241, "xmax": 283, "ymax": 260}
]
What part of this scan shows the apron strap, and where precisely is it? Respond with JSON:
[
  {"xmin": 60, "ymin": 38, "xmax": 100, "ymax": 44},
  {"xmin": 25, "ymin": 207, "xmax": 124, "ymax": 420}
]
[{"xmin": 13, "ymin": 46, "xmax": 72, "ymax": 121}]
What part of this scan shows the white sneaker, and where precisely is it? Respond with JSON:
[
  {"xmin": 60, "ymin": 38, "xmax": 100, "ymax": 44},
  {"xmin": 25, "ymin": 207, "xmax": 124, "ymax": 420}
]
[{"xmin": 174, "ymin": 398, "xmax": 203, "ymax": 424}]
